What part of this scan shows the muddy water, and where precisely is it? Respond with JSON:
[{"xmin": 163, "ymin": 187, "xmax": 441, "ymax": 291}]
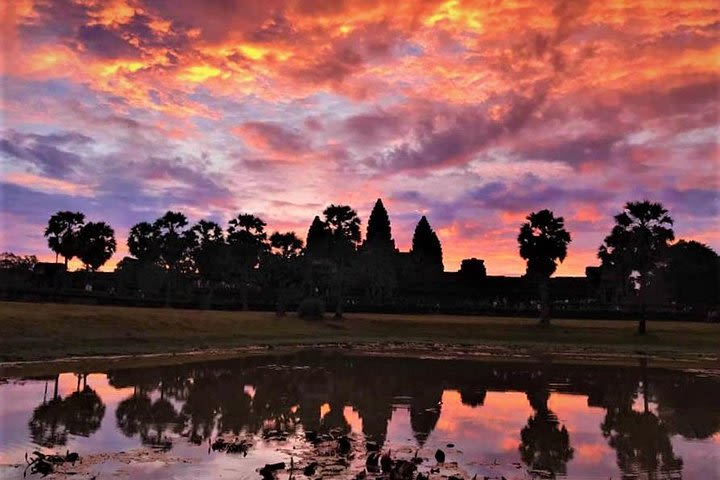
[{"xmin": 1, "ymin": 351, "xmax": 719, "ymax": 479}]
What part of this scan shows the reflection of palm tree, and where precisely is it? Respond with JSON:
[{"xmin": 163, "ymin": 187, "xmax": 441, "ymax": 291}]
[
  {"xmin": 63, "ymin": 386, "xmax": 106, "ymax": 437},
  {"xmin": 602, "ymin": 410, "xmax": 683, "ymax": 477},
  {"xmin": 29, "ymin": 397, "xmax": 68, "ymax": 448},
  {"xmin": 28, "ymin": 376, "xmax": 106, "ymax": 447},
  {"xmin": 180, "ymin": 376, "xmax": 220, "ymax": 443},
  {"xmin": 116, "ymin": 393, "xmax": 152, "ymax": 437},
  {"xmin": 216, "ymin": 382, "xmax": 254, "ymax": 435},
  {"xmin": 142, "ymin": 398, "xmax": 179, "ymax": 450},
  {"xmin": 600, "ymin": 365, "xmax": 683, "ymax": 478},
  {"xmin": 519, "ymin": 388, "xmax": 574, "ymax": 476}
]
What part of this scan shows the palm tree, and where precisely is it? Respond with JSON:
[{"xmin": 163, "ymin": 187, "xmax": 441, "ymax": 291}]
[
  {"xmin": 127, "ymin": 221, "xmax": 161, "ymax": 263},
  {"xmin": 518, "ymin": 209, "xmax": 572, "ymax": 326},
  {"xmin": 270, "ymin": 231, "xmax": 304, "ymax": 260},
  {"xmin": 227, "ymin": 214, "xmax": 268, "ymax": 310},
  {"xmin": 78, "ymin": 222, "xmax": 117, "ymax": 271},
  {"xmin": 188, "ymin": 220, "xmax": 228, "ymax": 308},
  {"xmin": 154, "ymin": 211, "xmax": 192, "ymax": 306},
  {"xmin": 267, "ymin": 231, "xmax": 304, "ymax": 315},
  {"xmin": 44, "ymin": 211, "xmax": 85, "ymax": 268},
  {"xmin": 323, "ymin": 204, "xmax": 361, "ymax": 318},
  {"xmin": 598, "ymin": 201, "xmax": 674, "ymax": 334}
]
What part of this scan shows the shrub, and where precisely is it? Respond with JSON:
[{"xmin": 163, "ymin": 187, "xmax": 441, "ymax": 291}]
[{"xmin": 298, "ymin": 297, "xmax": 325, "ymax": 320}]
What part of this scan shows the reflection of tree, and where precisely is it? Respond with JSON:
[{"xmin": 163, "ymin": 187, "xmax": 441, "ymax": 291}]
[
  {"xmin": 654, "ymin": 376, "xmax": 720, "ymax": 440},
  {"xmin": 216, "ymin": 381, "xmax": 254, "ymax": 435},
  {"xmin": 28, "ymin": 375, "xmax": 106, "ymax": 448},
  {"xmin": 600, "ymin": 367, "xmax": 683, "ymax": 478},
  {"xmin": 63, "ymin": 386, "xmax": 106, "ymax": 437},
  {"xmin": 116, "ymin": 390, "xmax": 179, "ymax": 450},
  {"xmin": 142, "ymin": 397, "xmax": 179, "ymax": 450},
  {"xmin": 602, "ymin": 410, "xmax": 682, "ymax": 477},
  {"xmin": 116, "ymin": 393, "xmax": 152, "ymax": 437},
  {"xmin": 29, "ymin": 397, "xmax": 68, "ymax": 448},
  {"xmin": 519, "ymin": 385, "xmax": 574, "ymax": 476},
  {"xmin": 179, "ymin": 376, "xmax": 220, "ymax": 443}
]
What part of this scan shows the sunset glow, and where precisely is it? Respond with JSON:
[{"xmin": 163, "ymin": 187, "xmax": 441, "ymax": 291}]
[{"xmin": 2, "ymin": 0, "xmax": 718, "ymax": 274}]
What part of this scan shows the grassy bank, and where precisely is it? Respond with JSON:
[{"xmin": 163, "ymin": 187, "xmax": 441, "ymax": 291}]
[{"xmin": 1, "ymin": 301, "xmax": 719, "ymax": 365}]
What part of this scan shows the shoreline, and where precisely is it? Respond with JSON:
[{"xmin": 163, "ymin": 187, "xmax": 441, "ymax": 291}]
[{"xmin": 2, "ymin": 341, "xmax": 719, "ymax": 377}]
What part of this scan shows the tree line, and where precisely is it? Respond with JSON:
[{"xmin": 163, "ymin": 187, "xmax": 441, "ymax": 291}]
[{"xmin": 32, "ymin": 198, "xmax": 720, "ymax": 331}]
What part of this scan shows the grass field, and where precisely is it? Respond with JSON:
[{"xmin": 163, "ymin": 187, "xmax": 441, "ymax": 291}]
[{"xmin": 1, "ymin": 301, "xmax": 719, "ymax": 365}]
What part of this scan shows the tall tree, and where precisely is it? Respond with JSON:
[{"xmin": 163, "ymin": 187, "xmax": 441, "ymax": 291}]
[
  {"xmin": 664, "ymin": 240, "xmax": 719, "ymax": 309},
  {"xmin": 518, "ymin": 209, "xmax": 572, "ymax": 326},
  {"xmin": 154, "ymin": 211, "xmax": 193, "ymax": 306},
  {"xmin": 323, "ymin": 204, "xmax": 361, "ymax": 318},
  {"xmin": 411, "ymin": 216, "xmax": 443, "ymax": 274},
  {"xmin": 227, "ymin": 214, "xmax": 268, "ymax": 311},
  {"xmin": 270, "ymin": 231, "xmax": 304, "ymax": 259},
  {"xmin": 44, "ymin": 211, "xmax": 85, "ymax": 268},
  {"xmin": 598, "ymin": 201, "xmax": 674, "ymax": 334},
  {"xmin": 78, "ymin": 222, "xmax": 117, "ymax": 271},
  {"xmin": 127, "ymin": 222, "xmax": 161, "ymax": 263},
  {"xmin": 267, "ymin": 231, "xmax": 304, "ymax": 315},
  {"xmin": 188, "ymin": 220, "xmax": 228, "ymax": 308}
]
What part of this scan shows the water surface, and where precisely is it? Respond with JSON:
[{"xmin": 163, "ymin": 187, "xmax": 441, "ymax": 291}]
[{"xmin": 1, "ymin": 351, "xmax": 719, "ymax": 479}]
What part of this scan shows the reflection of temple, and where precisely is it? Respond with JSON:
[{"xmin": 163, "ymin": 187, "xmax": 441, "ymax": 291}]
[{"xmin": 89, "ymin": 352, "xmax": 720, "ymax": 477}]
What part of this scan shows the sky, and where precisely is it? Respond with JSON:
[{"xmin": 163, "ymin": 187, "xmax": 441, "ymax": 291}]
[{"xmin": 1, "ymin": 0, "xmax": 718, "ymax": 275}]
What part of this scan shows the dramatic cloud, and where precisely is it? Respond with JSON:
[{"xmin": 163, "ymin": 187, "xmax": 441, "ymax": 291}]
[{"xmin": 1, "ymin": 0, "xmax": 718, "ymax": 274}]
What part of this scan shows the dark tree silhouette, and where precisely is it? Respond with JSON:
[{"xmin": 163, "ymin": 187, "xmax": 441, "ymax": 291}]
[
  {"xmin": 0, "ymin": 252, "xmax": 38, "ymax": 271},
  {"xmin": 227, "ymin": 214, "xmax": 268, "ymax": 311},
  {"xmin": 322, "ymin": 204, "xmax": 361, "ymax": 318},
  {"xmin": 665, "ymin": 240, "xmax": 719, "ymax": 309},
  {"xmin": 188, "ymin": 220, "xmax": 228, "ymax": 308},
  {"xmin": 599, "ymin": 201, "xmax": 674, "ymax": 334},
  {"xmin": 518, "ymin": 209, "xmax": 571, "ymax": 326},
  {"xmin": 128, "ymin": 221, "xmax": 161, "ymax": 263},
  {"xmin": 270, "ymin": 231, "xmax": 304, "ymax": 259},
  {"xmin": 78, "ymin": 221, "xmax": 117, "ymax": 271},
  {"xmin": 267, "ymin": 231, "xmax": 304, "ymax": 315},
  {"xmin": 411, "ymin": 216, "xmax": 443, "ymax": 275},
  {"xmin": 44, "ymin": 211, "xmax": 85, "ymax": 268},
  {"xmin": 154, "ymin": 211, "xmax": 193, "ymax": 305}
]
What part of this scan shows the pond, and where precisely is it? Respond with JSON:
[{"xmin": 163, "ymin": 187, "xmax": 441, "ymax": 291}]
[{"xmin": 1, "ymin": 351, "xmax": 719, "ymax": 479}]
